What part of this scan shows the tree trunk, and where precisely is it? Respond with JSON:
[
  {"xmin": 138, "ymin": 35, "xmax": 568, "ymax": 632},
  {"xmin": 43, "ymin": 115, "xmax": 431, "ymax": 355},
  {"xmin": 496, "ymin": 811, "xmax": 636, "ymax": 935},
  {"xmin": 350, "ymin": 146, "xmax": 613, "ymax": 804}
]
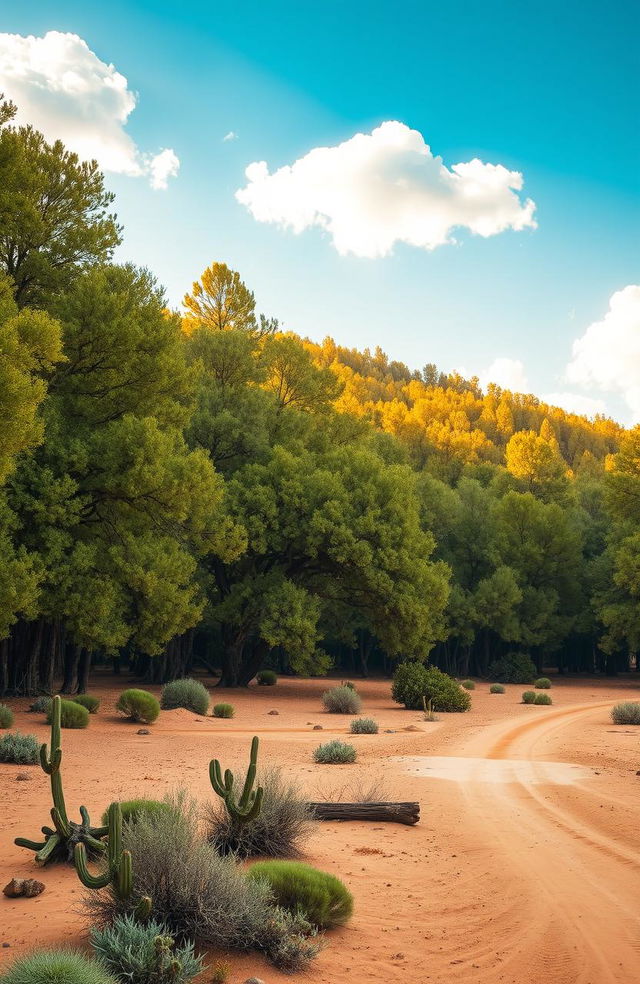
[
  {"xmin": 61, "ymin": 643, "xmax": 81, "ymax": 693},
  {"xmin": 307, "ymin": 802, "xmax": 420, "ymax": 825},
  {"xmin": 77, "ymin": 648, "xmax": 91, "ymax": 694}
]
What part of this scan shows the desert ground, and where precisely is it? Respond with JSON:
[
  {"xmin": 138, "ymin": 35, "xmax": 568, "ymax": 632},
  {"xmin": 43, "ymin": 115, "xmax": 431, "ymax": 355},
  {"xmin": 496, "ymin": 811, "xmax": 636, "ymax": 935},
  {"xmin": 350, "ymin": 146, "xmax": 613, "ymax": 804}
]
[{"xmin": 1, "ymin": 674, "xmax": 639, "ymax": 984}]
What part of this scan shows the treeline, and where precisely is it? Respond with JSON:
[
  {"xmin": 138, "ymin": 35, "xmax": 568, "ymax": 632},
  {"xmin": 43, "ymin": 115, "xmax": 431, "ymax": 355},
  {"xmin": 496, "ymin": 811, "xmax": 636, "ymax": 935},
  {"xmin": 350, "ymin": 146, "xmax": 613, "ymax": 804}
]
[{"xmin": 1, "ymin": 95, "xmax": 638, "ymax": 695}]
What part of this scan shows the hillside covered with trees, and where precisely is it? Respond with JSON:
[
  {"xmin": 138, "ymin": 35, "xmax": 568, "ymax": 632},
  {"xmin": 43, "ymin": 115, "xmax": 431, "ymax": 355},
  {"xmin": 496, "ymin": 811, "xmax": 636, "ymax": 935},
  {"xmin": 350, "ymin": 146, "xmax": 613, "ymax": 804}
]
[{"xmin": 1, "ymin": 95, "xmax": 638, "ymax": 695}]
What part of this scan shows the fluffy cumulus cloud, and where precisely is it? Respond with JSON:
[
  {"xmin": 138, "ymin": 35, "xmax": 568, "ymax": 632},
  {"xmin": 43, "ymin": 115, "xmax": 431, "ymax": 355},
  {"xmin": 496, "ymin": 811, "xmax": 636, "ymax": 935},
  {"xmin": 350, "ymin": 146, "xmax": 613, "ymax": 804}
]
[
  {"xmin": 236, "ymin": 121, "xmax": 536, "ymax": 257},
  {"xmin": 479, "ymin": 357, "xmax": 530, "ymax": 393},
  {"xmin": 0, "ymin": 30, "xmax": 179, "ymax": 189},
  {"xmin": 566, "ymin": 285, "xmax": 640, "ymax": 422}
]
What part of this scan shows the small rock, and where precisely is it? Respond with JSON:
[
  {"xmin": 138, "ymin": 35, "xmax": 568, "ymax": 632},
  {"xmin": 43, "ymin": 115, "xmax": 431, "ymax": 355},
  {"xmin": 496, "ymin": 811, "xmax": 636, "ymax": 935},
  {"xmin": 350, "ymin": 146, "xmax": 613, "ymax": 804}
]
[
  {"xmin": 3, "ymin": 878, "xmax": 45, "ymax": 898},
  {"xmin": 243, "ymin": 978, "xmax": 265, "ymax": 984},
  {"xmin": 15, "ymin": 773, "xmax": 32, "ymax": 781},
  {"xmin": 137, "ymin": 729, "xmax": 150, "ymax": 735},
  {"xmin": 312, "ymin": 724, "xmax": 323, "ymax": 730},
  {"xmin": 2, "ymin": 943, "xmax": 10, "ymax": 948},
  {"xmin": 403, "ymin": 725, "xmax": 422, "ymax": 732},
  {"xmin": 384, "ymin": 729, "xmax": 396, "ymax": 734},
  {"xmin": 268, "ymin": 710, "xmax": 279, "ymax": 715}
]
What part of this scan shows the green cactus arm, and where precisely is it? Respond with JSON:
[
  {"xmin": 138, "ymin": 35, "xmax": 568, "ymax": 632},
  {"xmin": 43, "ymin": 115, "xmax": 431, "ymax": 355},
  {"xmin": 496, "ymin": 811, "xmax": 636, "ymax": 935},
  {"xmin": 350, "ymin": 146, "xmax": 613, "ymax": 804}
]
[
  {"xmin": 116, "ymin": 849, "xmax": 133, "ymax": 899},
  {"xmin": 83, "ymin": 833, "xmax": 108, "ymax": 852},
  {"xmin": 209, "ymin": 759, "xmax": 226, "ymax": 797},
  {"xmin": 50, "ymin": 767, "xmax": 69, "ymax": 832},
  {"xmin": 14, "ymin": 837, "xmax": 47, "ymax": 851},
  {"xmin": 34, "ymin": 833, "xmax": 61, "ymax": 865},
  {"xmin": 41, "ymin": 826, "xmax": 56, "ymax": 836},
  {"xmin": 51, "ymin": 806, "xmax": 71, "ymax": 839},
  {"xmin": 74, "ymin": 842, "xmax": 111, "ymax": 889},
  {"xmin": 135, "ymin": 895, "xmax": 153, "ymax": 920},
  {"xmin": 227, "ymin": 784, "xmax": 264, "ymax": 822},
  {"xmin": 92, "ymin": 825, "xmax": 109, "ymax": 838},
  {"xmin": 238, "ymin": 760, "xmax": 256, "ymax": 810},
  {"xmin": 107, "ymin": 803, "xmax": 123, "ymax": 872},
  {"xmin": 40, "ymin": 743, "xmax": 62, "ymax": 775},
  {"xmin": 79, "ymin": 806, "xmax": 91, "ymax": 827}
]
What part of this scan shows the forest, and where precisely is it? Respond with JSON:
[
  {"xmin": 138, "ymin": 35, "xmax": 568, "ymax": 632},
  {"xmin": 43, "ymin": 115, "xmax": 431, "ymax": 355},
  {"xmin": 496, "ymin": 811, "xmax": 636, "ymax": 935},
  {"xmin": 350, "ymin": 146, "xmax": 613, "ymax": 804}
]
[{"xmin": 2, "ymin": 94, "xmax": 639, "ymax": 696}]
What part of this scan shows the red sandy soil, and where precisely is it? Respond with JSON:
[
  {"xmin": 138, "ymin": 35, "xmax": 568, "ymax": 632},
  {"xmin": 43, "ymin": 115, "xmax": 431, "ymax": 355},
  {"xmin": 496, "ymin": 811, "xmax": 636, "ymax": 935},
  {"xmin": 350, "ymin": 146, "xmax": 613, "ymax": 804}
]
[{"xmin": 1, "ymin": 674, "xmax": 640, "ymax": 983}]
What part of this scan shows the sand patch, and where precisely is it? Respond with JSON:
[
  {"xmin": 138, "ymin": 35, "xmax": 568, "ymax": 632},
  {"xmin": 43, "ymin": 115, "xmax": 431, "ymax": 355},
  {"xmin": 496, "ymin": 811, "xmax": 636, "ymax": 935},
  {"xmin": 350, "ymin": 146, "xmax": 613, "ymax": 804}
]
[{"xmin": 393, "ymin": 754, "xmax": 593, "ymax": 785}]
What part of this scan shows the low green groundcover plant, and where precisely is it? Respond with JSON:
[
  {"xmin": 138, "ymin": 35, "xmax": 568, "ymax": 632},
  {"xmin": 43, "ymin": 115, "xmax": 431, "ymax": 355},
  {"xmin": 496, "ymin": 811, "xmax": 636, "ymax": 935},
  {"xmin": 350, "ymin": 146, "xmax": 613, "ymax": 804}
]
[
  {"xmin": 212, "ymin": 702, "xmax": 234, "ymax": 718},
  {"xmin": 392, "ymin": 662, "xmax": 471, "ymax": 712},
  {"xmin": 161, "ymin": 678, "xmax": 209, "ymax": 715},
  {"xmin": 534, "ymin": 677, "xmax": 552, "ymax": 689},
  {"xmin": 313, "ymin": 740, "xmax": 356, "ymax": 764},
  {"xmin": 522, "ymin": 691, "xmax": 537, "ymax": 704},
  {"xmin": 0, "ymin": 731, "xmax": 40, "ymax": 764},
  {"xmin": 256, "ymin": 669, "xmax": 277, "ymax": 686},
  {"xmin": 47, "ymin": 698, "xmax": 89, "ymax": 729},
  {"xmin": 101, "ymin": 799, "xmax": 174, "ymax": 827},
  {"xmin": 488, "ymin": 652, "xmax": 536, "ymax": 685},
  {"xmin": 0, "ymin": 949, "xmax": 118, "ymax": 984},
  {"xmin": 248, "ymin": 861, "xmax": 353, "ymax": 929},
  {"xmin": 321, "ymin": 685, "xmax": 362, "ymax": 714},
  {"xmin": 490, "ymin": 683, "xmax": 505, "ymax": 694},
  {"xmin": 29, "ymin": 695, "xmax": 52, "ymax": 714},
  {"xmin": 534, "ymin": 693, "xmax": 552, "ymax": 705},
  {"xmin": 116, "ymin": 689, "xmax": 160, "ymax": 724},
  {"xmin": 71, "ymin": 694, "xmax": 101, "ymax": 713},
  {"xmin": 461, "ymin": 679, "xmax": 475, "ymax": 690},
  {"xmin": 91, "ymin": 913, "xmax": 203, "ymax": 984},
  {"xmin": 349, "ymin": 717, "xmax": 378, "ymax": 734},
  {"xmin": 0, "ymin": 703, "xmax": 14, "ymax": 728},
  {"xmin": 611, "ymin": 701, "xmax": 640, "ymax": 725}
]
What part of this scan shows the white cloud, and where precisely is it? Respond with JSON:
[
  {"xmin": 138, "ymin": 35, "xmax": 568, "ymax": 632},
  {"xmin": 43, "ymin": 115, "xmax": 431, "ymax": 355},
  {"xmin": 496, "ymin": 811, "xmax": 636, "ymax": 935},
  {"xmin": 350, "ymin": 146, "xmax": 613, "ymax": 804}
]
[
  {"xmin": 0, "ymin": 30, "xmax": 179, "ymax": 189},
  {"xmin": 479, "ymin": 357, "xmax": 529, "ymax": 393},
  {"xmin": 236, "ymin": 121, "xmax": 536, "ymax": 257},
  {"xmin": 540, "ymin": 392, "xmax": 607, "ymax": 418},
  {"xmin": 223, "ymin": 131, "xmax": 237, "ymax": 142},
  {"xmin": 566, "ymin": 285, "xmax": 640, "ymax": 422}
]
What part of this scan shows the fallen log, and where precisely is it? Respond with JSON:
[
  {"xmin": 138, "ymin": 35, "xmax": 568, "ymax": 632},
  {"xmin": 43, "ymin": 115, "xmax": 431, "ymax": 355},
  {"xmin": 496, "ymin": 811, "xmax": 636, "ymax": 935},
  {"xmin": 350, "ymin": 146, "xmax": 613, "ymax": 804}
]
[{"xmin": 307, "ymin": 801, "xmax": 420, "ymax": 825}]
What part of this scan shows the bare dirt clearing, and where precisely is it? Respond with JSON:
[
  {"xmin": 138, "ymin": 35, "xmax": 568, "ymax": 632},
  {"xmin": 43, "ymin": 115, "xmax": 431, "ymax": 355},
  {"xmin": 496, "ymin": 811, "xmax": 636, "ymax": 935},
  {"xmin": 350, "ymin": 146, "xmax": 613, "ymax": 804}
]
[{"xmin": 1, "ymin": 675, "xmax": 639, "ymax": 983}]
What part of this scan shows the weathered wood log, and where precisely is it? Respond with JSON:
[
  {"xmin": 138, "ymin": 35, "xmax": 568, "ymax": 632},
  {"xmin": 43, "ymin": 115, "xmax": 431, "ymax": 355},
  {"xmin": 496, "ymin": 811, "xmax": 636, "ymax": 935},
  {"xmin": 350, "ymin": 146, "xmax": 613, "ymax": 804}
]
[{"xmin": 307, "ymin": 801, "xmax": 420, "ymax": 825}]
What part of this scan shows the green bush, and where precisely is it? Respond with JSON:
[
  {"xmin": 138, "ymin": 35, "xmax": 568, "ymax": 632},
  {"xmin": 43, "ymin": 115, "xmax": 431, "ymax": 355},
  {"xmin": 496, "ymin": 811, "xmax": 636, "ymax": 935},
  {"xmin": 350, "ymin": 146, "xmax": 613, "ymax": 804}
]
[
  {"xmin": 91, "ymin": 913, "xmax": 203, "ymax": 984},
  {"xmin": 256, "ymin": 669, "xmax": 277, "ymax": 686},
  {"xmin": 161, "ymin": 678, "xmax": 209, "ymax": 715},
  {"xmin": 212, "ymin": 702, "xmax": 234, "ymax": 718},
  {"xmin": 534, "ymin": 677, "xmax": 552, "ymax": 689},
  {"xmin": 534, "ymin": 693, "xmax": 552, "ymax": 705},
  {"xmin": 461, "ymin": 679, "xmax": 475, "ymax": 690},
  {"xmin": 29, "ymin": 695, "xmax": 52, "ymax": 714},
  {"xmin": 313, "ymin": 740, "xmax": 356, "ymax": 764},
  {"xmin": 208, "ymin": 766, "xmax": 314, "ymax": 858},
  {"xmin": 488, "ymin": 652, "xmax": 536, "ymax": 684},
  {"xmin": 489, "ymin": 683, "xmax": 505, "ymax": 694},
  {"xmin": 71, "ymin": 694, "xmax": 101, "ymax": 713},
  {"xmin": 101, "ymin": 799, "xmax": 174, "ymax": 827},
  {"xmin": 611, "ymin": 701, "xmax": 640, "ymax": 725},
  {"xmin": 47, "ymin": 699, "xmax": 89, "ymax": 729},
  {"xmin": 391, "ymin": 662, "xmax": 471, "ymax": 712},
  {"xmin": 248, "ymin": 861, "xmax": 353, "ymax": 929},
  {"xmin": 321, "ymin": 685, "xmax": 361, "ymax": 714},
  {"xmin": 0, "ymin": 703, "xmax": 14, "ymax": 728},
  {"xmin": 116, "ymin": 689, "xmax": 160, "ymax": 724},
  {"xmin": 522, "ymin": 690, "xmax": 536, "ymax": 704},
  {"xmin": 0, "ymin": 949, "xmax": 118, "ymax": 984},
  {"xmin": 0, "ymin": 731, "xmax": 40, "ymax": 764},
  {"xmin": 349, "ymin": 717, "xmax": 378, "ymax": 734}
]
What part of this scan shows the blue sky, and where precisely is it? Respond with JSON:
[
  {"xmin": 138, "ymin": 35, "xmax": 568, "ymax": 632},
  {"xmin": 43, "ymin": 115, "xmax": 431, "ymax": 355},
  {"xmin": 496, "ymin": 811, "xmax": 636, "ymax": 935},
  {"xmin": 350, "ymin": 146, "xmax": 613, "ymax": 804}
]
[{"xmin": 1, "ymin": 1, "xmax": 639, "ymax": 421}]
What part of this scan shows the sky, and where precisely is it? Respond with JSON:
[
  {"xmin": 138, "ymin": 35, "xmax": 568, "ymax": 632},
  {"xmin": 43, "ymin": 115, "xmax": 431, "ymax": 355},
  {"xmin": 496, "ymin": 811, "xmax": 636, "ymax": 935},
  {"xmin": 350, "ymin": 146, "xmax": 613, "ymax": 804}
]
[{"xmin": 1, "ymin": 0, "xmax": 639, "ymax": 422}]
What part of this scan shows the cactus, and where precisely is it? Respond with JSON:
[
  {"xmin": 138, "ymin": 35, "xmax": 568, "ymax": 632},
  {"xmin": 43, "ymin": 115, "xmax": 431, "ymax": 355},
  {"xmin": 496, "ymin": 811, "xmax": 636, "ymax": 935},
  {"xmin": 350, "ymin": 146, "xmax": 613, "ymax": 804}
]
[
  {"xmin": 209, "ymin": 735, "xmax": 264, "ymax": 823},
  {"xmin": 15, "ymin": 695, "xmax": 108, "ymax": 865},
  {"xmin": 75, "ymin": 802, "xmax": 152, "ymax": 920}
]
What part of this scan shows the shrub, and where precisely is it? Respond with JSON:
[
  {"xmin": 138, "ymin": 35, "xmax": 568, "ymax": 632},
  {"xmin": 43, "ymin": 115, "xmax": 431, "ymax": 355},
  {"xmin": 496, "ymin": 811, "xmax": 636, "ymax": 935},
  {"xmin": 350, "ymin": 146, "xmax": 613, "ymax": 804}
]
[
  {"xmin": 391, "ymin": 662, "xmax": 471, "ymax": 712},
  {"xmin": 340, "ymin": 680, "xmax": 357, "ymax": 691},
  {"xmin": 522, "ymin": 691, "xmax": 536, "ymax": 704},
  {"xmin": 83, "ymin": 795, "xmax": 319, "ymax": 971},
  {"xmin": 116, "ymin": 689, "xmax": 160, "ymax": 724},
  {"xmin": 489, "ymin": 683, "xmax": 506, "ymax": 694},
  {"xmin": 611, "ymin": 701, "xmax": 640, "ymax": 725},
  {"xmin": 210, "ymin": 961, "xmax": 231, "ymax": 984},
  {"xmin": 0, "ymin": 731, "xmax": 39, "ymax": 764},
  {"xmin": 321, "ymin": 685, "xmax": 361, "ymax": 714},
  {"xmin": 91, "ymin": 913, "xmax": 203, "ymax": 984},
  {"xmin": 256, "ymin": 669, "xmax": 277, "ymax": 686},
  {"xmin": 313, "ymin": 740, "xmax": 356, "ymax": 764},
  {"xmin": 212, "ymin": 702, "xmax": 234, "ymax": 718},
  {"xmin": 0, "ymin": 703, "xmax": 14, "ymax": 728},
  {"xmin": 29, "ymin": 695, "xmax": 52, "ymax": 714},
  {"xmin": 161, "ymin": 678, "xmax": 209, "ymax": 715},
  {"xmin": 248, "ymin": 861, "xmax": 353, "ymax": 929},
  {"xmin": 47, "ymin": 699, "xmax": 89, "ymax": 729},
  {"xmin": 0, "ymin": 949, "xmax": 118, "ymax": 984},
  {"xmin": 461, "ymin": 679, "xmax": 475, "ymax": 690},
  {"xmin": 71, "ymin": 694, "xmax": 101, "ymax": 713},
  {"xmin": 349, "ymin": 717, "xmax": 378, "ymax": 734},
  {"xmin": 534, "ymin": 677, "xmax": 552, "ymax": 689},
  {"xmin": 101, "ymin": 798, "xmax": 174, "ymax": 827},
  {"xmin": 534, "ymin": 693, "xmax": 552, "ymax": 705},
  {"xmin": 488, "ymin": 652, "xmax": 536, "ymax": 684},
  {"xmin": 208, "ymin": 766, "xmax": 315, "ymax": 858}
]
